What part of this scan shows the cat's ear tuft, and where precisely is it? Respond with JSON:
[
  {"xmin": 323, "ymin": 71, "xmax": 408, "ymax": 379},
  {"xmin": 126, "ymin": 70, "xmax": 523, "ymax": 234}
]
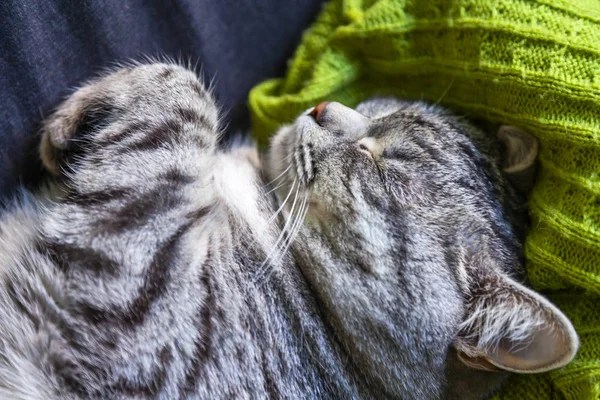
[
  {"xmin": 455, "ymin": 272, "xmax": 578, "ymax": 374},
  {"xmin": 498, "ymin": 125, "xmax": 538, "ymax": 173}
]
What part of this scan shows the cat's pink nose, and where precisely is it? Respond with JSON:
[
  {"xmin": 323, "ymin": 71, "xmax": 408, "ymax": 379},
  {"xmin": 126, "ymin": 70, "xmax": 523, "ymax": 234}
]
[{"xmin": 309, "ymin": 101, "xmax": 330, "ymax": 122}]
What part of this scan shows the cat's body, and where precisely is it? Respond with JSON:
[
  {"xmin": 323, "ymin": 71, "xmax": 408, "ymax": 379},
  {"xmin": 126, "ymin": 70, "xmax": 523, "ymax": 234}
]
[{"xmin": 0, "ymin": 63, "xmax": 578, "ymax": 399}]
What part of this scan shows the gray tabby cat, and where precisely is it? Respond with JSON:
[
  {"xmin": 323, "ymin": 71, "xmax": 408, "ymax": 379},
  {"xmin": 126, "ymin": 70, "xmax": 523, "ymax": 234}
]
[{"xmin": 0, "ymin": 63, "xmax": 578, "ymax": 400}]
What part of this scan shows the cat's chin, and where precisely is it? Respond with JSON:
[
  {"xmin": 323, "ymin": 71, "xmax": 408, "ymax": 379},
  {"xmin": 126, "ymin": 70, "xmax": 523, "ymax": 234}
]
[{"xmin": 264, "ymin": 109, "xmax": 329, "ymax": 187}]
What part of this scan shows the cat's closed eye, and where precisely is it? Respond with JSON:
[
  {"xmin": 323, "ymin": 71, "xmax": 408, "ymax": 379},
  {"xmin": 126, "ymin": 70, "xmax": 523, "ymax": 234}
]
[
  {"xmin": 356, "ymin": 137, "xmax": 381, "ymax": 159},
  {"xmin": 358, "ymin": 143, "xmax": 372, "ymax": 157}
]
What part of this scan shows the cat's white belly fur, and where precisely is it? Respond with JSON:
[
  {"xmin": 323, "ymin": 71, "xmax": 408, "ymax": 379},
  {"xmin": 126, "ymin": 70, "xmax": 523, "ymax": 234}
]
[{"xmin": 211, "ymin": 149, "xmax": 278, "ymax": 258}]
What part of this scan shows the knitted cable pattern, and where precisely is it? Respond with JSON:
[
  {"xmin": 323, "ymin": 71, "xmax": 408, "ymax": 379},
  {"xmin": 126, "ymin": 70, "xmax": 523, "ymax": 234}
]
[{"xmin": 248, "ymin": 0, "xmax": 600, "ymax": 398}]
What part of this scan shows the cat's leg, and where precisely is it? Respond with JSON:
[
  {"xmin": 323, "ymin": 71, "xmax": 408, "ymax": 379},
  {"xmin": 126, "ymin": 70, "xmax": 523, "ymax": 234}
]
[
  {"xmin": 41, "ymin": 63, "xmax": 219, "ymax": 174},
  {"xmin": 40, "ymin": 62, "xmax": 219, "ymax": 240},
  {"xmin": 21, "ymin": 63, "xmax": 222, "ymax": 396},
  {"xmin": 38, "ymin": 60, "xmax": 221, "ymax": 299}
]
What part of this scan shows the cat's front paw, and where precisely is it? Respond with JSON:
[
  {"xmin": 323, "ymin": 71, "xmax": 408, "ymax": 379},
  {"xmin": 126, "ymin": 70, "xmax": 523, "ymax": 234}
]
[
  {"xmin": 40, "ymin": 93, "xmax": 113, "ymax": 175},
  {"xmin": 39, "ymin": 67, "xmax": 134, "ymax": 175},
  {"xmin": 39, "ymin": 63, "xmax": 219, "ymax": 175}
]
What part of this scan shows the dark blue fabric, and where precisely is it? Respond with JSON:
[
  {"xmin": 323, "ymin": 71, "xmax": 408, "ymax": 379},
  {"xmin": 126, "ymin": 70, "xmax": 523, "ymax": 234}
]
[{"xmin": 0, "ymin": 0, "xmax": 324, "ymax": 197}]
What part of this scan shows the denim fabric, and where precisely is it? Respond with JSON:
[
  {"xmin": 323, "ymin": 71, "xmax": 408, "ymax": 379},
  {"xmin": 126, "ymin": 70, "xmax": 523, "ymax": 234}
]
[{"xmin": 0, "ymin": 0, "xmax": 324, "ymax": 197}]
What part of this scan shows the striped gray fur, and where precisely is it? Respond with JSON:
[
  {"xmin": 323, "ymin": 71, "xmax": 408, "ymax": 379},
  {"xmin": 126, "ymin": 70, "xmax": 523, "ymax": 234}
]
[{"xmin": 0, "ymin": 63, "xmax": 577, "ymax": 399}]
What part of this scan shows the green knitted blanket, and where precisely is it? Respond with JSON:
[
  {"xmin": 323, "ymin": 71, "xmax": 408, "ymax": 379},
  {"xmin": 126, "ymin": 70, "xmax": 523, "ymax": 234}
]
[{"xmin": 248, "ymin": 0, "xmax": 600, "ymax": 398}]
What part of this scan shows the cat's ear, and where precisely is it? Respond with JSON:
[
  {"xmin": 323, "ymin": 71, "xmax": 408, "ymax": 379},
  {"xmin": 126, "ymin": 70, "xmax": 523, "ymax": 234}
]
[
  {"xmin": 498, "ymin": 125, "xmax": 538, "ymax": 173},
  {"xmin": 454, "ymin": 272, "xmax": 578, "ymax": 373},
  {"xmin": 497, "ymin": 126, "xmax": 539, "ymax": 194}
]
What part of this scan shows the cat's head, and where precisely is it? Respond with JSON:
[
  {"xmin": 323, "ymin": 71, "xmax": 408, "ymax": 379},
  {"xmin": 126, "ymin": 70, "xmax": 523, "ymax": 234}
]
[{"xmin": 264, "ymin": 98, "xmax": 578, "ymax": 398}]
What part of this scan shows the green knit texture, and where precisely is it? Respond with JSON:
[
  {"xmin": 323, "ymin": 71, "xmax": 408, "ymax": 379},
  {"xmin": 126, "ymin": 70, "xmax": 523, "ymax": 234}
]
[{"xmin": 248, "ymin": 0, "xmax": 600, "ymax": 398}]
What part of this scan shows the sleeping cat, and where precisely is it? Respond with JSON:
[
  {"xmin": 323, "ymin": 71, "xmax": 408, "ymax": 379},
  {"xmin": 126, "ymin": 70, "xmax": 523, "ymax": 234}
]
[{"xmin": 0, "ymin": 63, "xmax": 578, "ymax": 399}]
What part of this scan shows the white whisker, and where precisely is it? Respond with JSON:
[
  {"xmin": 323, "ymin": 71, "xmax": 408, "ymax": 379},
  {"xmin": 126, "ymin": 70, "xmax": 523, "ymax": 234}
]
[
  {"xmin": 265, "ymin": 179, "xmax": 297, "ymax": 226},
  {"xmin": 244, "ymin": 177, "xmax": 297, "ymax": 265},
  {"xmin": 268, "ymin": 183, "xmax": 301, "ymax": 258},
  {"xmin": 281, "ymin": 191, "xmax": 309, "ymax": 254},
  {"xmin": 263, "ymin": 164, "xmax": 292, "ymax": 189},
  {"xmin": 254, "ymin": 181, "xmax": 302, "ymax": 284},
  {"xmin": 262, "ymin": 190, "xmax": 310, "ymax": 283},
  {"xmin": 272, "ymin": 193, "xmax": 308, "ymax": 267},
  {"xmin": 264, "ymin": 181, "xmax": 286, "ymax": 197}
]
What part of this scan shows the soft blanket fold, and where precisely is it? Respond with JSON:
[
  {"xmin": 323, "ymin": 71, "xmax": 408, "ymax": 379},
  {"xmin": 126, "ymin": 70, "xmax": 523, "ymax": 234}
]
[{"xmin": 248, "ymin": 0, "xmax": 600, "ymax": 398}]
